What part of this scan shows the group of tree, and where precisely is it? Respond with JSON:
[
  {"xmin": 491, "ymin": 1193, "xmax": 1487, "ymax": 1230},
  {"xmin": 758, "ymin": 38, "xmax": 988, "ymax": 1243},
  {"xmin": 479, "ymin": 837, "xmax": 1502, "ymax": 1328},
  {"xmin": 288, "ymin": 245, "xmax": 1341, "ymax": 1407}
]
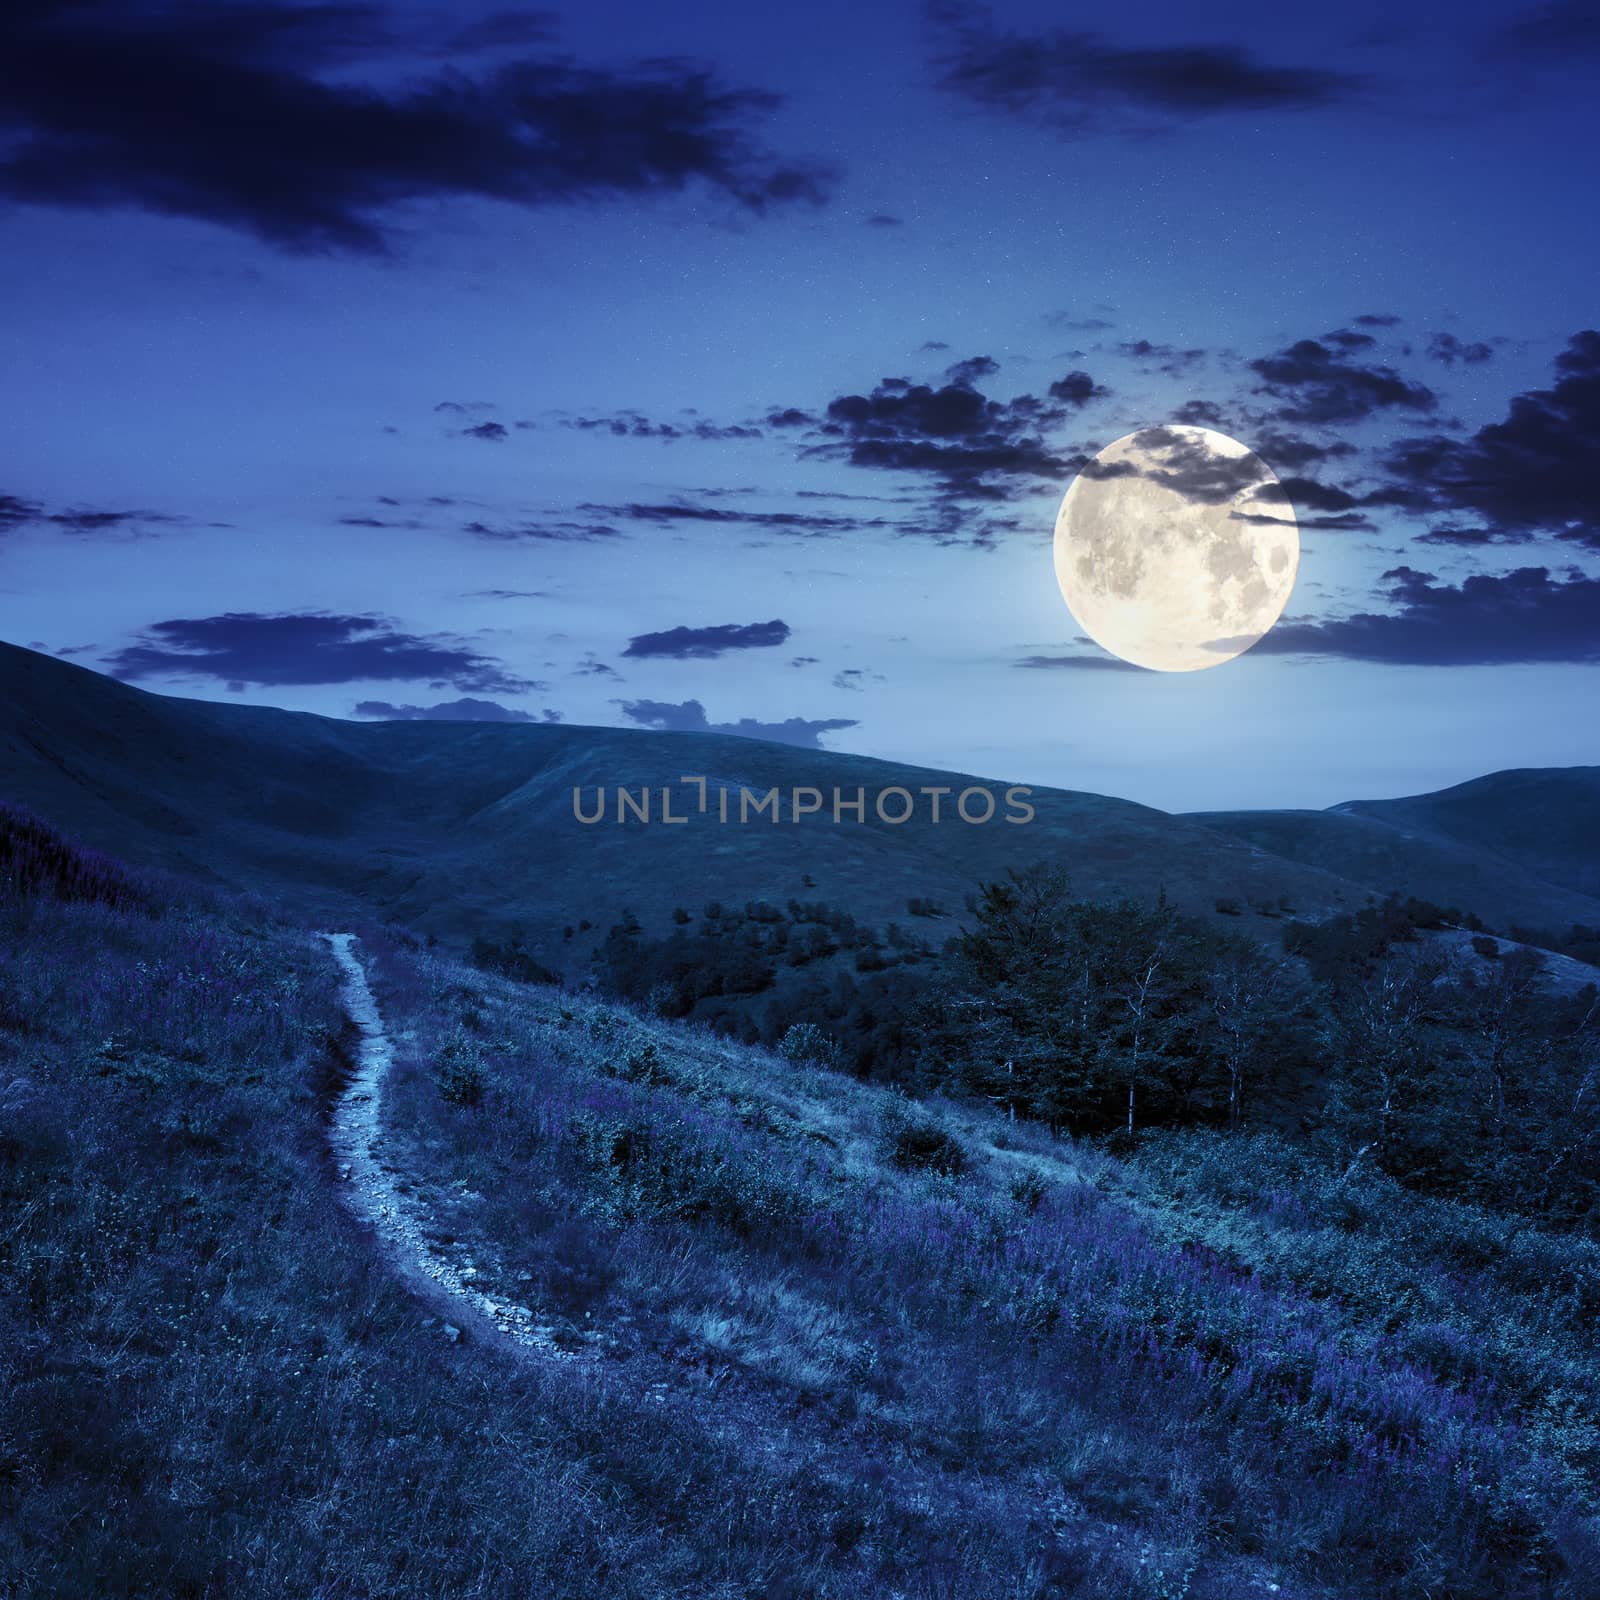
[{"xmin": 585, "ymin": 866, "xmax": 1600, "ymax": 1229}]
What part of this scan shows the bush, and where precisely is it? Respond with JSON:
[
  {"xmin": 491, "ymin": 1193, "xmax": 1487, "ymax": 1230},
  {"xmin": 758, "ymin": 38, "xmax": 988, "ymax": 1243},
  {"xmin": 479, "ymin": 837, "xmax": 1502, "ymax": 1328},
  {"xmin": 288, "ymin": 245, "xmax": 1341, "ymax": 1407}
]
[
  {"xmin": 778, "ymin": 1022, "xmax": 841, "ymax": 1070},
  {"xmin": 878, "ymin": 1100, "xmax": 968, "ymax": 1176},
  {"xmin": 435, "ymin": 1030, "xmax": 485, "ymax": 1107}
]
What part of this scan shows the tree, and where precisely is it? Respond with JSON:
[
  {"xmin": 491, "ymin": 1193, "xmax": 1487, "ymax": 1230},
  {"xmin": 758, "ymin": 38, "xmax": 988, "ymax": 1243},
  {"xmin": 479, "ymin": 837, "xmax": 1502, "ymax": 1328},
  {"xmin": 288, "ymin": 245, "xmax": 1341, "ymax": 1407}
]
[
  {"xmin": 1208, "ymin": 946, "xmax": 1292, "ymax": 1131},
  {"xmin": 1324, "ymin": 946, "xmax": 1446, "ymax": 1184}
]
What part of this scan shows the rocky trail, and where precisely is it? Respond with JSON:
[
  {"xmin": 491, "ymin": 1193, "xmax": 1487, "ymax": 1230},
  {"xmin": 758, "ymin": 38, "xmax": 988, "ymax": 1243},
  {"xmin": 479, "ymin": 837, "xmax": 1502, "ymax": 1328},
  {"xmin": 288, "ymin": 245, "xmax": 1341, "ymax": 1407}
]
[{"xmin": 321, "ymin": 932, "xmax": 577, "ymax": 1358}]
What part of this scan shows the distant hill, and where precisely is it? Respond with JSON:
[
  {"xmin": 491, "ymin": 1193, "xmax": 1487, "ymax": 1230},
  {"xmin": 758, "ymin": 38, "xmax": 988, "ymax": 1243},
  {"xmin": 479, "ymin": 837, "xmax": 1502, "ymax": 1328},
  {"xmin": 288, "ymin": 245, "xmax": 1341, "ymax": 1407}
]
[
  {"xmin": 0, "ymin": 640, "xmax": 1367, "ymax": 968},
  {"xmin": 1336, "ymin": 768, "xmax": 1600, "ymax": 905},
  {"xmin": 1189, "ymin": 803, "xmax": 1600, "ymax": 935}
]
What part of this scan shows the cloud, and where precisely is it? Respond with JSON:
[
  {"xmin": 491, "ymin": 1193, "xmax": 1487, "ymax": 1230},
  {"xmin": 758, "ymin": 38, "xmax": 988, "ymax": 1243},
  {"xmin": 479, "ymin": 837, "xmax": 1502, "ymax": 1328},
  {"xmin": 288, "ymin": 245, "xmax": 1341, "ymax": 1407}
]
[
  {"xmin": 1252, "ymin": 566, "xmax": 1600, "ymax": 664},
  {"xmin": 560, "ymin": 411, "xmax": 762, "ymax": 441},
  {"xmin": 812, "ymin": 362, "xmax": 1102, "ymax": 501},
  {"xmin": 623, "ymin": 619, "xmax": 791, "ymax": 660},
  {"xmin": 1249, "ymin": 338, "xmax": 1438, "ymax": 424},
  {"xmin": 865, "ymin": 212, "xmax": 903, "ymax": 227},
  {"xmin": 931, "ymin": 5, "xmax": 1363, "ymax": 135},
  {"xmin": 1427, "ymin": 332, "xmax": 1494, "ymax": 366},
  {"xmin": 1116, "ymin": 339, "xmax": 1205, "ymax": 373},
  {"xmin": 1015, "ymin": 653, "xmax": 1143, "ymax": 672},
  {"xmin": 615, "ymin": 697, "xmax": 858, "ymax": 750},
  {"xmin": 353, "ymin": 697, "xmax": 556, "ymax": 723},
  {"xmin": 1109, "ymin": 426, "xmax": 1273, "ymax": 505},
  {"xmin": 1253, "ymin": 430, "xmax": 1358, "ymax": 471},
  {"xmin": 1352, "ymin": 313, "xmax": 1402, "ymax": 327},
  {"xmin": 460, "ymin": 421, "xmax": 509, "ymax": 442},
  {"xmin": 764, "ymin": 407, "xmax": 815, "ymax": 428},
  {"xmin": 581, "ymin": 499, "xmax": 890, "ymax": 536},
  {"xmin": 1495, "ymin": 1, "xmax": 1600, "ymax": 55},
  {"xmin": 3, "ymin": 2, "xmax": 831, "ymax": 255},
  {"xmin": 104, "ymin": 611, "xmax": 535, "ymax": 690},
  {"xmin": 946, "ymin": 354, "xmax": 1000, "ymax": 386},
  {"xmin": 443, "ymin": 9, "xmax": 561, "ymax": 54},
  {"xmin": 0, "ymin": 491, "xmax": 185, "ymax": 539},
  {"xmin": 462, "ymin": 517, "xmax": 621, "ymax": 542},
  {"xmin": 1381, "ymin": 330, "xmax": 1600, "ymax": 545}
]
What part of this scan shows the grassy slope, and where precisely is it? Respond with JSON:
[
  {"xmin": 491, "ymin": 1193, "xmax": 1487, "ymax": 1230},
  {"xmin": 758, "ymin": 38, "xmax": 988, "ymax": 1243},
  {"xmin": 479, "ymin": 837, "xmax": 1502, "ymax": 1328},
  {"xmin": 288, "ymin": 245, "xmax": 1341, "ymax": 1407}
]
[
  {"xmin": 355, "ymin": 935, "xmax": 1600, "ymax": 1599},
  {"xmin": 6, "ymin": 834, "xmax": 1600, "ymax": 1596},
  {"xmin": 1188, "ymin": 807, "xmax": 1600, "ymax": 933},
  {"xmin": 0, "ymin": 640, "xmax": 1367, "ymax": 970},
  {"xmin": 1337, "ymin": 769, "xmax": 1600, "ymax": 904}
]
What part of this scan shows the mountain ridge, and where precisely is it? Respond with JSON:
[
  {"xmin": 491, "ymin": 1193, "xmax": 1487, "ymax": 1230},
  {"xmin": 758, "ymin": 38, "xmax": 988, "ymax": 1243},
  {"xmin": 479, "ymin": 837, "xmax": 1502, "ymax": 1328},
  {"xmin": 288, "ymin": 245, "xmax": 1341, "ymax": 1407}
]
[{"xmin": 3, "ymin": 639, "xmax": 1596, "ymax": 962}]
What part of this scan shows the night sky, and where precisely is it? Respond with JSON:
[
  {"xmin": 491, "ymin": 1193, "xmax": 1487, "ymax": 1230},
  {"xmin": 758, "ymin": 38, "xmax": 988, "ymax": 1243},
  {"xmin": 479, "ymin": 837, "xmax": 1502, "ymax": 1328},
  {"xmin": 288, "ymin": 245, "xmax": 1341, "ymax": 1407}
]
[{"xmin": 4, "ymin": 0, "xmax": 1598, "ymax": 810}]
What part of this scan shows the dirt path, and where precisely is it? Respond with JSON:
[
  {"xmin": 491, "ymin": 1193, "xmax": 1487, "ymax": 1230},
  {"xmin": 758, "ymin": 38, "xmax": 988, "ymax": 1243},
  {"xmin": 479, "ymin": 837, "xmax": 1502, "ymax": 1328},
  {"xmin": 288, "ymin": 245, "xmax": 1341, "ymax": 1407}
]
[{"xmin": 321, "ymin": 932, "xmax": 576, "ymax": 1357}]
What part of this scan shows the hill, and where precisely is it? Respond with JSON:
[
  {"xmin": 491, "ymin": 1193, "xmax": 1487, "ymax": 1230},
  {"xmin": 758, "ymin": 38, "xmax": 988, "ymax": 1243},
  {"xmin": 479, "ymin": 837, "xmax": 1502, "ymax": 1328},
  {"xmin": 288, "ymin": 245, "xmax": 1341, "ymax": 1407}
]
[
  {"xmin": 1188, "ymin": 804, "xmax": 1600, "ymax": 935},
  {"xmin": 6, "ymin": 832, "xmax": 1599, "ymax": 1598},
  {"xmin": 0, "ymin": 640, "xmax": 1363, "ymax": 969}
]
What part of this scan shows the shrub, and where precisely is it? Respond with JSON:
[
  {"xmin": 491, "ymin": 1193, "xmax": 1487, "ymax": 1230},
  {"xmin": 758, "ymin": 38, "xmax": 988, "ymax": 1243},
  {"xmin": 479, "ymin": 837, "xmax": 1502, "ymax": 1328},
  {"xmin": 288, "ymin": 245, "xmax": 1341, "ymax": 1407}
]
[
  {"xmin": 878, "ymin": 1100, "xmax": 968, "ymax": 1176},
  {"xmin": 435, "ymin": 1030, "xmax": 485, "ymax": 1107},
  {"xmin": 778, "ymin": 1022, "xmax": 841, "ymax": 1070}
]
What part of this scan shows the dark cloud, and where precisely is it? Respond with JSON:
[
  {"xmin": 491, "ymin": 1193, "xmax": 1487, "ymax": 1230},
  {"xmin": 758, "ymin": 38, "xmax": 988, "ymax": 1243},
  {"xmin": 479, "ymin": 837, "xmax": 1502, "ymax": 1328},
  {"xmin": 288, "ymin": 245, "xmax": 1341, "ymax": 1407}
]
[
  {"xmin": 932, "ymin": 5, "xmax": 1363, "ymax": 134},
  {"xmin": 583, "ymin": 499, "xmax": 891, "ymax": 536},
  {"xmin": 1048, "ymin": 313, "xmax": 1116, "ymax": 332},
  {"xmin": 559, "ymin": 411, "xmax": 762, "ymax": 441},
  {"xmin": 812, "ymin": 362, "xmax": 1104, "ymax": 502},
  {"xmin": 2, "ymin": 2, "xmax": 830, "ymax": 255},
  {"xmin": 1169, "ymin": 399, "xmax": 1230, "ymax": 428},
  {"xmin": 1253, "ymin": 476, "xmax": 1360, "ymax": 514},
  {"xmin": 1252, "ymin": 566, "xmax": 1600, "ymax": 664},
  {"xmin": 1015, "ymin": 653, "xmax": 1142, "ymax": 672},
  {"xmin": 1125, "ymin": 427, "xmax": 1273, "ymax": 504},
  {"xmin": 461, "ymin": 422, "xmax": 509, "ymax": 442},
  {"xmin": 462, "ymin": 517, "xmax": 621, "ymax": 542},
  {"xmin": 1415, "ymin": 526, "xmax": 1516, "ymax": 547},
  {"xmin": 1047, "ymin": 371, "xmax": 1104, "ymax": 406},
  {"xmin": 434, "ymin": 400, "xmax": 496, "ymax": 416},
  {"xmin": 1352, "ymin": 313, "xmax": 1402, "ymax": 328},
  {"xmin": 353, "ymin": 697, "xmax": 555, "ymax": 723},
  {"xmin": 764, "ymin": 407, "xmax": 815, "ymax": 429},
  {"xmin": 616, "ymin": 697, "xmax": 858, "ymax": 750},
  {"xmin": 443, "ymin": 9, "xmax": 561, "ymax": 54},
  {"xmin": 1321, "ymin": 327, "xmax": 1377, "ymax": 353},
  {"xmin": 946, "ymin": 354, "xmax": 1000, "ymax": 386},
  {"xmin": 623, "ymin": 619, "xmax": 791, "ymax": 660},
  {"xmin": 0, "ymin": 491, "xmax": 184, "ymax": 539},
  {"xmin": 1254, "ymin": 430, "xmax": 1358, "ymax": 471},
  {"xmin": 1233, "ymin": 510, "xmax": 1374, "ymax": 532},
  {"xmin": 1249, "ymin": 338, "xmax": 1438, "ymax": 425},
  {"xmin": 1381, "ymin": 330, "xmax": 1600, "ymax": 546},
  {"xmin": 104, "ymin": 612, "xmax": 535, "ymax": 690},
  {"xmin": 1426, "ymin": 332, "xmax": 1495, "ymax": 366},
  {"xmin": 1495, "ymin": 1, "xmax": 1600, "ymax": 55},
  {"xmin": 865, "ymin": 212, "xmax": 903, "ymax": 227},
  {"xmin": 1117, "ymin": 339, "xmax": 1204, "ymax": 373}
]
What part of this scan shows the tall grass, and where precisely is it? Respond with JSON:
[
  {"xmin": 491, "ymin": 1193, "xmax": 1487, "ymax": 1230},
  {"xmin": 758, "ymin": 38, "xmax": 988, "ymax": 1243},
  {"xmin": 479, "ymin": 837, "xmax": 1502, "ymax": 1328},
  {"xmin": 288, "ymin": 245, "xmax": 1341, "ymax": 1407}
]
[{"xmin": 361, "ymin": 934, "xmax": 1600, "ymax": 1599}]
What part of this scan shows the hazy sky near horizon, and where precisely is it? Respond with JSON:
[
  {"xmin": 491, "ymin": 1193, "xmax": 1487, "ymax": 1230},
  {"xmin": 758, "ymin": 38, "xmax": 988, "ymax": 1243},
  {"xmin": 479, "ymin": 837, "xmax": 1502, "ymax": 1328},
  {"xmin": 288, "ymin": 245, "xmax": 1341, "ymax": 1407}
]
[{"xmin": 3, "ymin": 0, "xmax": 1598, "ymax": 810}]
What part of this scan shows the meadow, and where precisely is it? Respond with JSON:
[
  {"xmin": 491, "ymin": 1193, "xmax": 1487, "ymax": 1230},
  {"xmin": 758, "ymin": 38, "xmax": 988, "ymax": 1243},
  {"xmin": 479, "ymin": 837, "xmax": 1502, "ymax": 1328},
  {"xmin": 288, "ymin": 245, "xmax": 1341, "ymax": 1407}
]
[{"xmin": 4, "ymin": 803, "xmax": 1600, "ymax": 1597}]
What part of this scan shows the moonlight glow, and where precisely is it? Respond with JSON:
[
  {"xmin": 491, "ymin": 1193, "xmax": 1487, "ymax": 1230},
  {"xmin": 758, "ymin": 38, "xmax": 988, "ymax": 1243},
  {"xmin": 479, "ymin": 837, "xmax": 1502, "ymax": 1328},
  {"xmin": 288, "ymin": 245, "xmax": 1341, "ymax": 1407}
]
[{"xmin": 1054, "ymin": 425, "xmax": 1299, "ymax": 672}]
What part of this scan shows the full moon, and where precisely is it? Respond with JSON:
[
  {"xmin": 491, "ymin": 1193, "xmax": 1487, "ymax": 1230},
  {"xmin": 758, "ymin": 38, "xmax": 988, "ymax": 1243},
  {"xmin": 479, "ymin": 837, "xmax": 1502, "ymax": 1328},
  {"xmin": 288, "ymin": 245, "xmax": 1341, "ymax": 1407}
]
[{"xmin": 1053, "ymin": 425, "xmax": 1298, "ymax": 672}]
